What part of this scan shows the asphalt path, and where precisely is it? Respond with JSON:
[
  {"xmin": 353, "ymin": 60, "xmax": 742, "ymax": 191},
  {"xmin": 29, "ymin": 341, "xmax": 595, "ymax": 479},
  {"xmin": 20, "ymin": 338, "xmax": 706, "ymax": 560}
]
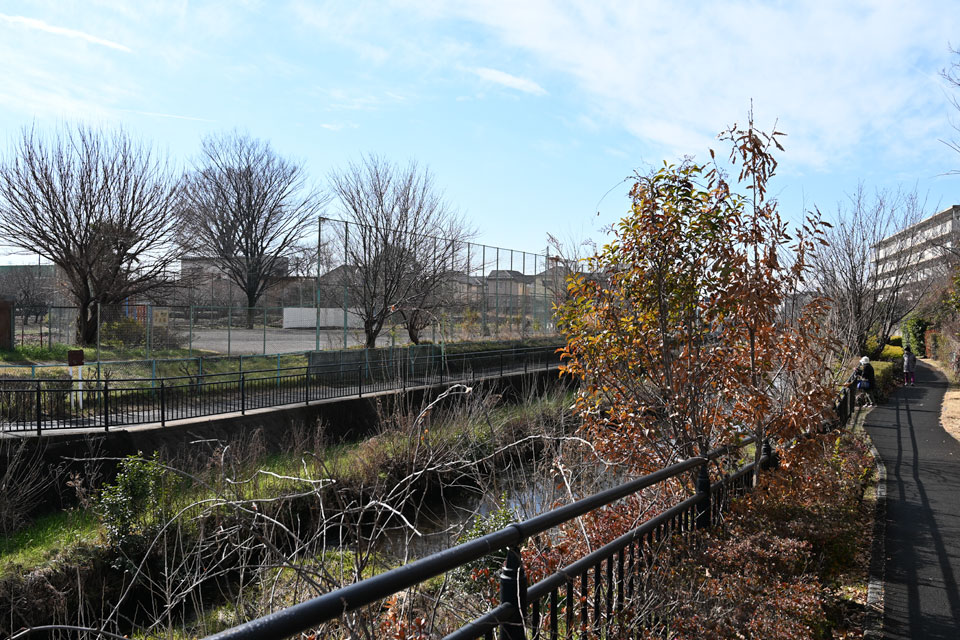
[{"xmin": 865, "ymin": 360, "xmax": 960, "ymax": 639}]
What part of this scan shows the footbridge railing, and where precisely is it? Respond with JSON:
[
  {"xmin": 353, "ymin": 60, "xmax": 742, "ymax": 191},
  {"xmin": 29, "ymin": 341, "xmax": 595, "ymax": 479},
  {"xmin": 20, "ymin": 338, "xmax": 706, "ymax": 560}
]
[{"xmin": 0, "ymin": 345, "xmax": 561, "ymax": 434}]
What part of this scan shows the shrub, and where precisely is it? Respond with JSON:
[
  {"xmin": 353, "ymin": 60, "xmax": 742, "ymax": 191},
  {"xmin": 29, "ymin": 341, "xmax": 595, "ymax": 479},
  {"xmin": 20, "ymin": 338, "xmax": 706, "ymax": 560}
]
[
  {"xmin": 452, "ymin": 498, "xmax": 517, "ymax": 602},
  {"xmin": 878, "ymin": 345, "xmax": 903, "ymax": 362},
  {"xmin": 887, "ymin": 336, "xmax": 902, "ymax": 348},
  {"xmin": 642, "ymin": 431, "xmax": 873, "ymax": 638},
  {"xmin": 873, "ymin": 361, "xmax": 896, "ymax": 398},
  {"xmin": 97, "ymin": 452, "xmax": 170, "ymax": 546},
  {"xmin": 927, "ymin": 330, "xmax": 945, "ymax": 362}
]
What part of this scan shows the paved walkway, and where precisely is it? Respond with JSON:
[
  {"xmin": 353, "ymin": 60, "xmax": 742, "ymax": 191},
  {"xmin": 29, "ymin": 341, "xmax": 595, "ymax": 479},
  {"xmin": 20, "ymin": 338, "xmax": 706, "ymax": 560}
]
[{"xmin": 865, "ymin": 360, "xmax": 960, "ymax": 639}]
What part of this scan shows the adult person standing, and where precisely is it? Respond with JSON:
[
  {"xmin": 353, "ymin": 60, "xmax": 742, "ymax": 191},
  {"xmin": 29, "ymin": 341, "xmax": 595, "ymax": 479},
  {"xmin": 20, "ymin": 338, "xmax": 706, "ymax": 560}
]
[{"xmin": 903, "ymin": 346, "xmax": 917, "ymax": 386}]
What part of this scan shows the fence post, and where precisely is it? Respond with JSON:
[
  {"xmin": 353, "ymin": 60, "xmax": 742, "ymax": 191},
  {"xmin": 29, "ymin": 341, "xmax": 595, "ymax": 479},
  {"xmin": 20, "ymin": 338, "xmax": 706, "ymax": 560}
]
[
  {"xmin": 160, "ymin": 380, "xmax": 166, "ymax": 427},
  {"xmin": 305, "ymin": 365, "xmax": 311, "ymax": 405},
  {"xmin": 96, "ymin": 302, "xmax": 101, "ymax": 365},
  {"xmin": 499, "ymin": 546, "xmax": 527, "ymax": 640},
  {"xmin": 848, "ymin": 381, "xmax": 855, "ymax": 422},
  {"xmin": 146, "ymin": 304, "xmax": 152, "ymax": 360},
  {"xmin": 189, "ymin": 305, "xmax": 194, "ymax": 357},
  {"xmin": 240, "ymin": 372, "xmax": 246, "ymax": 415},
  {"xmin": 103, "ymin": 379, "xmax": 109, "ymax": 432},
  {"xmin": 760, "ymin": 439, "xmax": 779, "ymax": 471},
  {"xmin": 358, "ymin": 364, "xmax": 363, "ymax": 397},
  {"xmin": 695, "ymin": 464, "xmax": 711, "ymax": 529},
  {"xmin": 36, "ymin": 381, "xmax": 42, "ymax": 437}
]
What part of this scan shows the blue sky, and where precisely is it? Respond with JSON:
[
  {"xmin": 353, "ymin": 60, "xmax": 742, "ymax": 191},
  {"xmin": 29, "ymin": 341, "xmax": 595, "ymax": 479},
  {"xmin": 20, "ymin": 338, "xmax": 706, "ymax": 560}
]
[{"xmin": 1, "ymin": 1, "xmax": 959, "ymax": 264}]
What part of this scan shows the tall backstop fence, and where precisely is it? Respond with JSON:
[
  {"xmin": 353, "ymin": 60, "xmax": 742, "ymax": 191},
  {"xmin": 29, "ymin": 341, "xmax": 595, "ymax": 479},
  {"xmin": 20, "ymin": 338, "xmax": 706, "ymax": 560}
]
[
  {"xmin": 200, "ymin": 374, "xmax": 858, "ymax": 640},
  {"xmin": 0, "ymin": 344, "xmax": 561, "ymax": 434},
  {"xmin": 9, "ymin": 226, "xmax": 579, "ymax": 357}
]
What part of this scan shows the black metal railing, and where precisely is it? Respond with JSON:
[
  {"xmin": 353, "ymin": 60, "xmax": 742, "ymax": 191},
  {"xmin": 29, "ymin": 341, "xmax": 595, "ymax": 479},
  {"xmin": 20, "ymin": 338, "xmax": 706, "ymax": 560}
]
[
  {"xmin": 204, "ymin": 438, "xmax": 766, "ymax": 640},
  {"xmin": 202, "ymin": 372, "xmax": 861, "ymax": 640},
  {"xmin": 0, "ymin": 346, "xmax": 561, "ymax": 433}
]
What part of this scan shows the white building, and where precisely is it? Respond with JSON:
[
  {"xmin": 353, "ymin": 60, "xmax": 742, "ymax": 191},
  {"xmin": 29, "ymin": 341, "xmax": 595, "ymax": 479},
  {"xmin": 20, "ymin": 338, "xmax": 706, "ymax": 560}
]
[{"xmin": 874, "ymin": 204, "xmax": 960, "ymax": 295}]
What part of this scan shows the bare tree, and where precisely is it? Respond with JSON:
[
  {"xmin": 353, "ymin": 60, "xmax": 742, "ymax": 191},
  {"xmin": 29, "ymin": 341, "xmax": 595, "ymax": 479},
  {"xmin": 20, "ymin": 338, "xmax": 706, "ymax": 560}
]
[
  {"xmin": 180, "ymin": 132, "xmax": 328, "ymax": 327},
  {"xmin": 544, "ymin": 231, "xmax": 594, "ymax": 305},
  {"xmin": 809, "ymin": 185, "xmax": 928, "ymax": 358},
  {"xmin": 0, "ymin": 126, "xmax": 184, "ymax": 345},
  {"xmin": 942, "ymin": 46, "xmax": 960, "ymax": 168},
  {"xmin": 327, "ymin": 156, "xmax": 474, "ymax": 347},
  {"xmin": 0, "ymin": 265, "xmax": 55, "ymax": 324}
]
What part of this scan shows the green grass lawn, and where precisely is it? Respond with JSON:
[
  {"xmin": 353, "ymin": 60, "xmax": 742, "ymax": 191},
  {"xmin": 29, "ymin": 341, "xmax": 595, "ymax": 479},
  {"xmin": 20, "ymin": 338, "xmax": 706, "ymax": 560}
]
[{"xmin": 0, "ymin": 509, "xmax": 99, "ymax": 578}]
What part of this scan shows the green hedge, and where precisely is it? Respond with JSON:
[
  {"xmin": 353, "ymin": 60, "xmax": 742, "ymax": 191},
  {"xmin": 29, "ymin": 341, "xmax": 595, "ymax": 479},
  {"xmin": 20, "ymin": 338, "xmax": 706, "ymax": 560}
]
[
  {"xmin": 873, "ymin": 361, "xmax": 896, "ymax": 400},
  {"xmin": 878, "ymin": 345, "xmax": 903, "ymax": 362},
  {"xmin": 902, "ymin": 315, "xmax": 929, "ymax": 356}
]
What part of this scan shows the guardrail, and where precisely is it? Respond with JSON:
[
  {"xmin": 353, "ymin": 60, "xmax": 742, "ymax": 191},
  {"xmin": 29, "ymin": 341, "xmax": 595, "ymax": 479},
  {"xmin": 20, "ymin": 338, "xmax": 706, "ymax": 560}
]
[
  {"xmin": 0, "ymin": 345, "xmax": 561, "ymax": 434},
  {"xmin": 202, "ymin": 369, "xmax": 860, "ymax": 639}
]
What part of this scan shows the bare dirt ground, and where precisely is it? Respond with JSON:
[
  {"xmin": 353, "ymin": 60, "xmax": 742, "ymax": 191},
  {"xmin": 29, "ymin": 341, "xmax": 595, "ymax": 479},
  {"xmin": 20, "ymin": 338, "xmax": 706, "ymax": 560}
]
[{"xmin": 923, "ymin": 358, "xmax": 960, "ymax": 444}]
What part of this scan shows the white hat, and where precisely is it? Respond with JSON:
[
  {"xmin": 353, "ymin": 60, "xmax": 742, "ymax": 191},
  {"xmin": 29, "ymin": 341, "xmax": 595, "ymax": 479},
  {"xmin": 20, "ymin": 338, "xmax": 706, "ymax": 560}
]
[{"xmin": 860, "ymin": 356, "xmax": 870, "ymax": 364}]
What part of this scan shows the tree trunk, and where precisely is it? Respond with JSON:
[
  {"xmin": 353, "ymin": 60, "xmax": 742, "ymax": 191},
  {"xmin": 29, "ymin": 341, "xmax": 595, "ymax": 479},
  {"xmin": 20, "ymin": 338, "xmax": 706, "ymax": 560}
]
[
  {"xmin": 76, "ymin": 304, "xmax": 97, "ymax": 346},
  {"xmin": 364, "ymin": 319, "xmax": 378, "ymax": 349},
  {"xmin": 246, "ymin": 292, "xmax": 257, "ymax": 330},
  {"xmin": 407, "ymin": 323, "xmax": 420, "ymax": 345}
]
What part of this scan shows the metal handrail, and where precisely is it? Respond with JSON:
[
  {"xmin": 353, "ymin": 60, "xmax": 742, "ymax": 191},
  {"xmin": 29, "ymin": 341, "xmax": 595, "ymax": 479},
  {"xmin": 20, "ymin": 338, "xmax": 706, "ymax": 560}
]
[
  {"xmin": 0, "ymin": 345, "xmax": 565, "ymax": 433},
  {"xmin": 0, "ymin": 345, "xmax": 561, "ymax": 385},
  {"xmin": 205, "ymin": 438, "xmax": 755, "ymax": 640}
]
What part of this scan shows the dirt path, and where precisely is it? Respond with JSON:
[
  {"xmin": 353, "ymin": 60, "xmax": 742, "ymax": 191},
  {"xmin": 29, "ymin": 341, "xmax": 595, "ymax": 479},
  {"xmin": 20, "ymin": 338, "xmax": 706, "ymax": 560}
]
[{"xmin": 922, "ymin": 358, "xmax": 960, "ymax": 444}]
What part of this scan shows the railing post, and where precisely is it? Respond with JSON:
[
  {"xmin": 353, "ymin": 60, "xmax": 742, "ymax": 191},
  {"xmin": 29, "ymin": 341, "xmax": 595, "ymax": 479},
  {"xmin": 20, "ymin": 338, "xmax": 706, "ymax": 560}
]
[
  {"xmin": 499, "ymin": 546, "xmax": 527, "ymax": 640},
  {"xmin": 305, "ymin": 367, "xmax": 311, "ymax": 405},
  {"xmin": 358, "ymin": 364, "xmax": 363, "ymax": 397},
  {"xmin": 848, "ymin": 379, "xmax": 855, "ymax": 421},
  {"xmin": 241, "ymin": 373, "xmax": 246, "ymax": 415},
  {"xmin": 760, "ymin": 439, "xmax": 779, "ymax": 471},
  {"xmin": 695, "ymin": 464, "xmax": 711, "ymax": 529},
  {"xmin": 103, "ymin": 380, "xmax": 110, "ymax": 432},
  {"xmin": 160, "ymin": 380, "xmax": 166, "ymax": 427},
  {"xmin": 36, "ymin": 381, "xmax": 41, "ymax": 437}
]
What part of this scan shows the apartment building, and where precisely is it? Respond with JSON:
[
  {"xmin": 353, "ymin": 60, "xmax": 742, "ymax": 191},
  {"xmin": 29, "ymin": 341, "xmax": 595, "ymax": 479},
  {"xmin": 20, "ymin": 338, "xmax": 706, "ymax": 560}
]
[{"xmin": 874, "ymin": 204, "xmax": 960, "ymax": 295}]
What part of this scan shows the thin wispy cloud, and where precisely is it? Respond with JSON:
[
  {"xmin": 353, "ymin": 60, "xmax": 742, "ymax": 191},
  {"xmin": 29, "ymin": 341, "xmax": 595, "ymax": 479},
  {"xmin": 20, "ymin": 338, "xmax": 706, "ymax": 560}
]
[
  {"xmin": 0, "ymin": 13, "xmax": 132, "ymax": 52},
  {"xmin": 472, "ymin": 67, "xmax": 547, "ymax": 96},
  {"xmin": 429, "ymin": 1, "xmax": 959, "ymax": 169},
  {"xmin": 319, "ymin": 122, "xmax": 359, "ymax": 131},
  {"xmin": 121, "ymin": 109, "xmax": 216, "ymax": 123}
]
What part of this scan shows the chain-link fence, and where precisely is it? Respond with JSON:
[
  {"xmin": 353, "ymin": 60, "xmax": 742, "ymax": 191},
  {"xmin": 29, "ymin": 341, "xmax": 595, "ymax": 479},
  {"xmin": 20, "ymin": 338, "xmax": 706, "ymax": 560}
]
[
  {"xmin": 7, "ymin": 223, "xmax": 581, "ymax": 360},
  {"xmin": 317, "ymin": 218, "xmax": 581, "ymax": 349},
  {"xmin": 12, "ymin": 306, "xmax": 78, "ymax": 350}
]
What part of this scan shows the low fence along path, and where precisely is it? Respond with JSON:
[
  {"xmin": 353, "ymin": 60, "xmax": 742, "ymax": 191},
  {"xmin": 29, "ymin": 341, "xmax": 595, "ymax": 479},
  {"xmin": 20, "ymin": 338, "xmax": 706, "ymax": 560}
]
[{"xmin": 865, "ymin": 361, "xmax": 960, "ymax": 639}]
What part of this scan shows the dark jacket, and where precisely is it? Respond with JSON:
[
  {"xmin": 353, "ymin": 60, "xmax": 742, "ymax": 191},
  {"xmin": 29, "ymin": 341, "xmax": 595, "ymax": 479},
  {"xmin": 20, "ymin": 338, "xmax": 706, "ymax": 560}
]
[{"xmin": 859, "ymin": 362, "xmax": 875, "ymax": 386}]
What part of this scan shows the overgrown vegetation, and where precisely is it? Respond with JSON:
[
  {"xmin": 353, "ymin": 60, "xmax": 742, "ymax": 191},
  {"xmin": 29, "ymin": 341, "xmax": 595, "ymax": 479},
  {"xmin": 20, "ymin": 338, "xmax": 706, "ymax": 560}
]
[
  {"xmin": 0, "ymin": 384, "xmax": 584, "ymax": 637},
  {"xmin": 638, "ymin": 429, "xmax": 875, "ymax": 639}
]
